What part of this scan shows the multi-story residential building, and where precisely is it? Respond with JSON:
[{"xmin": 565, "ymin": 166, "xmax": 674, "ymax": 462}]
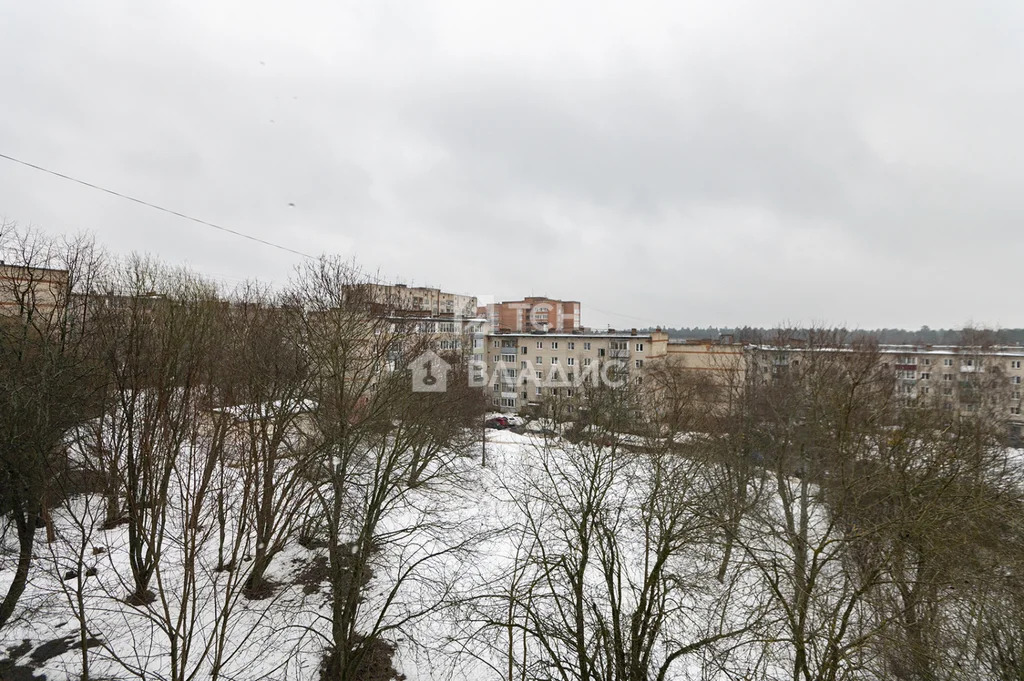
[
  {"xmin": 877, "ymin": 345, "xmax": 1024, "ymax": 436},
  {"xmin": 0, "ymin": 263, "xmax": 69, "ymax": 321},
  {"xmin": 385, "ymin": 313, "xmax": 487, "ymax": 368},
  {"xmin": 748, "ymin": 343, "xmax": 1024, "ymax": 438},
  {"xmin": 483, "ymin": 328, "xmax": 668, "ymax": 413},
  {"xmin": 488, "ymin": 330, "xmax": 1024, "ymax": 435},
  {"xmin": 481, "ymin": 297, "xmax": 582, "ymax": 333},
  {"xmin": 346, "ymin": 283, "xmax": 477, "ymax": 318}
]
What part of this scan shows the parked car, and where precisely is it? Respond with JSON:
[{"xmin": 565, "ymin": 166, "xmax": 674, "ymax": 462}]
[{"xmin": 485, "ymin": 416, "xmax": 510, "ymax": 430}]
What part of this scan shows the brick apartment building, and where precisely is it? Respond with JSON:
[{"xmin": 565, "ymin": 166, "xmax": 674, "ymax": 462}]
[{"xmin": 481, "ymin": 297, "xmax": 581, "ymax": 333}]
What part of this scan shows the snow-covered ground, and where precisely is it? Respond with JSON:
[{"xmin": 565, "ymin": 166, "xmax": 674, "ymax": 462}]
[{"xmin": 7, "ymin": 433, "xmax": 994, "ymax": 680}]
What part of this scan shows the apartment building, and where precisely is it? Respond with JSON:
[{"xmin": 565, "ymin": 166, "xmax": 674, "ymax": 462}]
[
  {"xmin": 482, "ymin": 297, "xmax": 582, "ymax": 333},
  {"xmin": 879, "ymin": 345, "xmax": 1024, "ymax": 434},
  {"xmin": 346, "ymin": 282, "xmax": 477, "ymax": 318},
  {"xmin": 385, "ymin": 314, "xmax": 487, "ymax": 366},
  {"xmin": 749, "ymin": 343, "xmax": 1024, "ymax": 437},
  {"xmin": 484, "ymin": 328, "xmax": 668, "ymax": 413},
  {"xmin": 0, "ymin": 263, "xmax": 69, "ymax": 321}
]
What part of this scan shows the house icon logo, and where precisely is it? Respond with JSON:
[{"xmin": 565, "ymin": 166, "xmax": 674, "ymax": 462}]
[{"xmin": 411, "ymin": 350, "xmax": 451, "ymax": 393}]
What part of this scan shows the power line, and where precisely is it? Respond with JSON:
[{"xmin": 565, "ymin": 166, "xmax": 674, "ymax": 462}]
[
  {"xmin": 588, "ymin": 304, "xmax": 663, "ymax": 328},
  {"xmin": 0, "ymin": 151, "xmax": 315, "ymax": 260}
]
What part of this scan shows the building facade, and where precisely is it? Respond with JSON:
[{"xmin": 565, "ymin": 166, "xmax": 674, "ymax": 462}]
[
  {"xmin": 347, "ymin": 283, "xmax": 477, "ymax": 318},
  {"xmin": 482, "ymin": 297, "xmax": 582, "ymax": 333},
  {"xmin": 748, "ymin": 343, "xmax": 1024, "ymax": 437},
  {"xmin": 0, "ymin": 263, "xmax": 69, "ymax": 321},
  {"xmin": 483, "ymin": 328, "xmax": 668, "ymax": 413}
]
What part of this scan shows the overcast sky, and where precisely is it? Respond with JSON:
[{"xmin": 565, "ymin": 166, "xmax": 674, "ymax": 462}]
[{"xmin": 2, "ymin": 1, "xmax": 1022, "ymax": 329}]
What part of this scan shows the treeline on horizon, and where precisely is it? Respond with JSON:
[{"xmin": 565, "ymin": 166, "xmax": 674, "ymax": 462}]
[{"xmin": 647, "ymin": 326, "xmax": 1024, "ymax": 345}]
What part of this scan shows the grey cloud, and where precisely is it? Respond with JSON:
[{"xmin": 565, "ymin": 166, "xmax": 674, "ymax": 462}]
[{"xmin": 2, "ymin": 1, "xmax": 1023, "ymax": 328}]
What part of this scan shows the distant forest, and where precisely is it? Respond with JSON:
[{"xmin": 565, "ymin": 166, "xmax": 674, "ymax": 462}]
[{"xmin": 648, "ymin": 326, "xmax": 1024, "ymax": 346}]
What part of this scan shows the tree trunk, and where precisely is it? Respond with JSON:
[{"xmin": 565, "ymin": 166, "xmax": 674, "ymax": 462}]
[{"xmin": 0, "ymin": 504, "xmax": 38, "ymax": 629}]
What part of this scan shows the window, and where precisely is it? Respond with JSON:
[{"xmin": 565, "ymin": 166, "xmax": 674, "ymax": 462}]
[
  {"xmin": 520, "ymin": 361, "xmax": 527, "ymax": 369},
  {"xmin": 536, "ymin": 341, "xmax": 543, "ymax": 349},
  {"xmin": 1012, "ymin": 407, "xmax": 1021, "ymax": 415},
  {"xmin": 943, "ymin": 374, "xmax": 953, "ymax": 381},
  {"xmin": 568, "ymin": 342, "xmax": 575, "ymax": 350},
  {"xmin": 1013, "ymin": 360, "xmax": 1022, "ymax": 369},
  {"xmin": 635, "ymin": 359, "xmax": 644, "ymax": 368},
  {"xmin": 521, "ymin": 346, "xmax": 527, "ymax": 354},
  {"xmin": 493, "ymin": 383, "xmax": 499, "ymax": 392},
  {"xmin": 944, "ymin": 358, "xmax": 953, "ymax": 366},
  {"xmin": 922, "ymin": 358, "xmax": 931, "ymax": 366},
  {"xmin": 635, "ymin": 376, "xmax": 642, "ymax": 385},
  {"xmin": 635, "ymin": 343, "xmax": 644, "ymax": 352},
  {"xmin": 504, "ymin": 368, "xmax": 517, "ymax": 378},
  {"xmin": 536, "ymin": 387, "xmax": 542, "ymax": 396},
  {"xmin": 598, "ymin": 348, "xmax": 606, "ymax": 357},
  {"xmin": 965, "ymin": 359, "xmax": 974, "ymax": 367},
  {"xmin": 536, "ymin": 356, "xmax": 542, "ymax": 365},
  {"xmin": 493, "ymin": 340, "xmax": 500, "ymax": 348},
  {"xmin": 566, "ymin": 388, "xmax": 574, "ymax": 397},
  {"xmin": 920, "ymin": 372, "xmax": 930, "ymax": 380},
  {"xmin": 943, "ymin": 387, "xmax": 953, "ymax": 396},
  {"xmin": 493, "ymin": 355, "xmax": 499, "ymax": 363},
  {"xmin": 536, "ymin": 371, "xmax": 542, "ymax": 380},
  {"xmin": 551, "ymin": 357, "xmax": 559, "ymax": 364},
  {"xmin": 1013, "ymin": 376, "xmax": 1022, "ymax": 384},
  {"xmin": 567, "ymin": 357, "xmax": 575, "ymax": 366},
  {"xmin": 920, "ymin": 387, "xmax": 930, "ymax": 395},
  {"xmin": 551, "ymin": 342, "xmax": 559, "ymax": 349},
  {"xmin": 501, "ymin": 354, "xmax": 516, "ymax": 363},
  {"xmin": 1014, "ymin": 391, "xmax": 1021, "ymax": 400},
  {"xmin": 500, "ymin": 397, "xmax": 516, "ymax": 408},
  {"xmin": 584, "ymin": 358, "xmax": 592, "ymax": 366},
  {"xmin": 521, "ymin": 391, "xmax": 527, "ymax": 399},
  {"xmin": 584, "ymin": 342, "xmax": 591, "ymax": 350}
]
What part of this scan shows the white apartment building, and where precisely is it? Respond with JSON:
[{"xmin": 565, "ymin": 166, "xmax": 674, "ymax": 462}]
[
  {"xmin": 750, "ymin": 343, "xmax": 1024, "ymax": 437},
  {"xmin": 483, "ymin": 329, "xmax": 669, "ymax": 413}
]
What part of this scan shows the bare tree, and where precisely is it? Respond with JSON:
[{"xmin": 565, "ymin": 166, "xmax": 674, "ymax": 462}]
[
  {"xmin": 290, "ymin": 257, "xmax": 485, "ymax": 680},
  {"xmin": 93, "ymin": 257, "xmax": 223, "ymax": 604},
  {"xmin": 842, "ymin": 401, "xmax": 1023, "ymax": 681},
  {"xmin": 0, "ymin": 224, "xmax": 106, "ymax": 630},
  {"xmin": 735, "ymin": 329, "xmax": 897, "ymax": 681},
  {"xmin": 217, "ymin": 284, "xmax": 316, "ymax": 595},
  {"xmin": 469, "ymin": 377, "xmax": 757, "ymax": 681}
]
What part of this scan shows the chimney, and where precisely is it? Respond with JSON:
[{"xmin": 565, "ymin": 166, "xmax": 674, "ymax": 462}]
[{"xmin": 631, "ymin": 328, "xmax": 638, "ymax": 335}]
